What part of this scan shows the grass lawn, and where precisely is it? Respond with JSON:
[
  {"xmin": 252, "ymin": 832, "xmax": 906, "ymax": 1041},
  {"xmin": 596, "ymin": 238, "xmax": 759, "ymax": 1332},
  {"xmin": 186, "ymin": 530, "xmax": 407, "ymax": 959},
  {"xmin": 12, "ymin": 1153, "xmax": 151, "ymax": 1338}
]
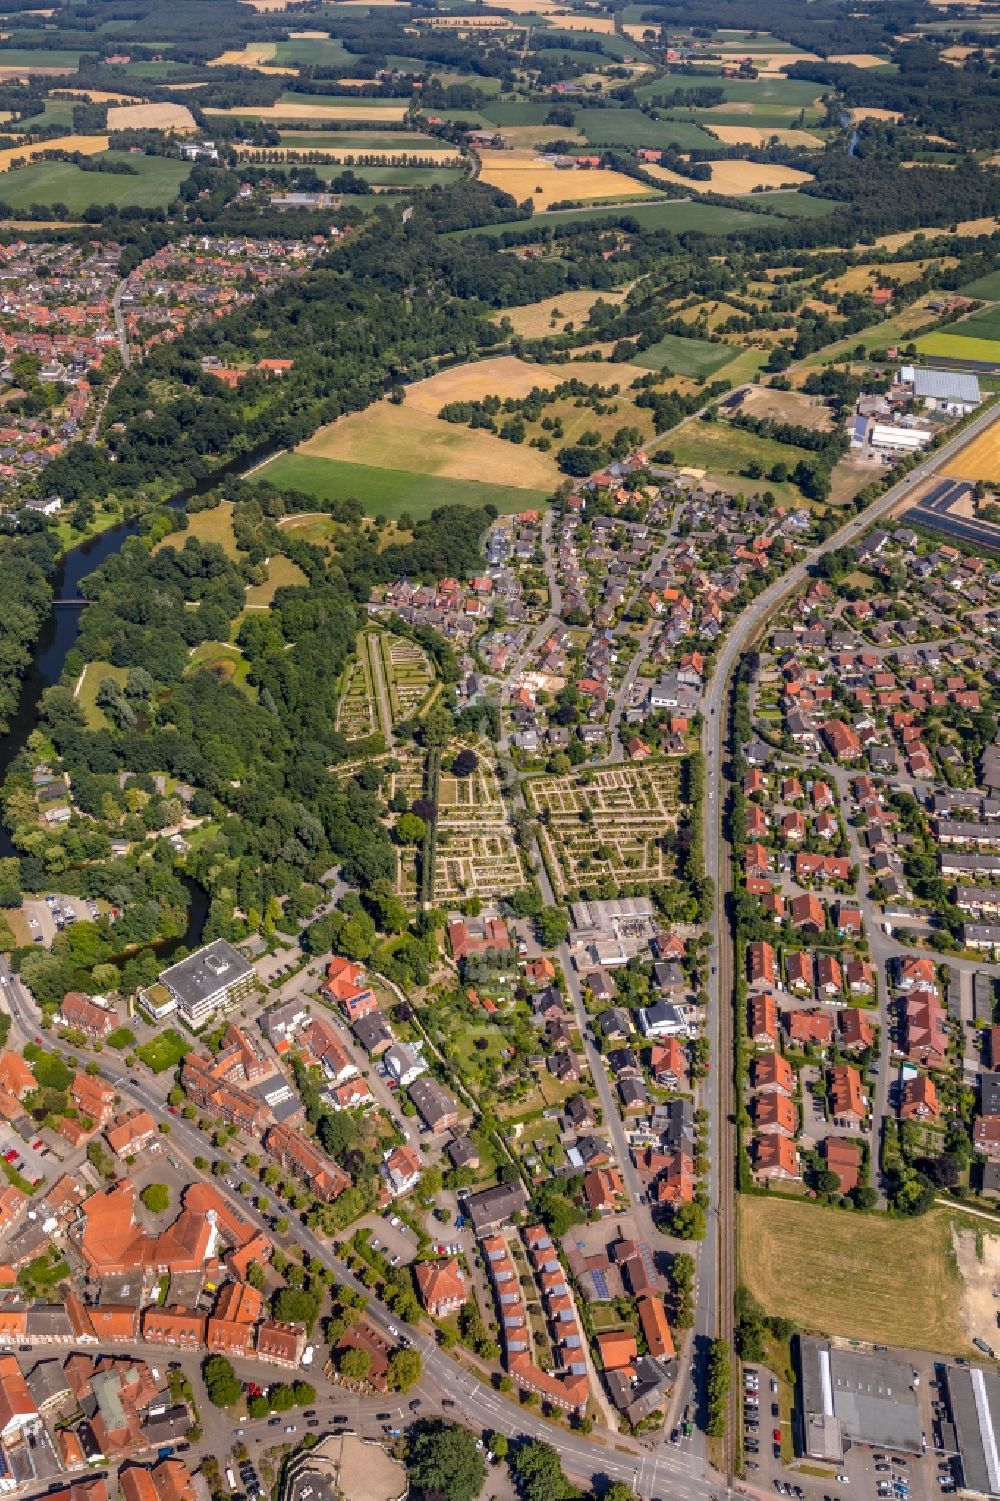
[
  {"xmin": 0, "ymin": 47, "xmax": 80, "ymax": 67},
  {"xmin": 667, "ymin": 416, "xmax": 812, "ymax": 490},
  {"xmin": 186, "ymin": 640, "xmax": 252, "ymax": 690},
  {"xmin": 451, "ymin": 198, "xmax": 764, "ymax": 239},
  {"xmin": 155, "ymin": 502, "xmax": 238, "ymax": 557},
  {"xmin": 575, "ymin": 107, "xmax": 716, "ymax": 151},
  {"xmin": 76, "ymin": 661, "xmax": 126, "ymax": 731},
  {"xmin": 137, "ymin": 1029, "xmax": 188, "ymax": 1074},
  {"xmin": 259, "ymin": 453, "xmax": 548, "ymax": 521},
  {"xmin": 739, "ymin": 1196, "xmax": 970, "ymax": 1350},
  {"xmin": 633, "ymin": 331, "xmax": 740, "ymax": 378},
  {"xmin": 0, "ymin": 151, "xmax": 191, "ymax": 211},
  {"xmin": 245, "ymin": 554, "xmax": 307, "ymax": 607}
]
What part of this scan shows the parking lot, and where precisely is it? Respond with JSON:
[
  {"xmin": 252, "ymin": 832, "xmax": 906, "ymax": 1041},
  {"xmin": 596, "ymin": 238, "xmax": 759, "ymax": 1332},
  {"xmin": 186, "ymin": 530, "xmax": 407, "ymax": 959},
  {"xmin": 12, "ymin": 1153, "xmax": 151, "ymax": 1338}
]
[
  {"xmin": 19, "ymin": 892, "xmax": 101, "ymax": 950},
  {"xmin": 742, "ymin": 1347, "xmax": 958, "ymax": 1501}
]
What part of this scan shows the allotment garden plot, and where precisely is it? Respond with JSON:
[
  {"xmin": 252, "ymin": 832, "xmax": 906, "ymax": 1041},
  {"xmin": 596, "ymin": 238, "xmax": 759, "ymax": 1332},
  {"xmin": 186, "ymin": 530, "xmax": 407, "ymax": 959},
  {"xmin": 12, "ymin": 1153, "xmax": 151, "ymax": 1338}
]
[
  {"xmin": 381, "ymin": 633, "xmax": 435, "ymax": 722},
  {"xmin": 527, "ymin": 761, "xmax": 680, "ymax": 896},
  {"xmin": 434, "ymin": 746, "xmax": 525, "ymax": 905}
]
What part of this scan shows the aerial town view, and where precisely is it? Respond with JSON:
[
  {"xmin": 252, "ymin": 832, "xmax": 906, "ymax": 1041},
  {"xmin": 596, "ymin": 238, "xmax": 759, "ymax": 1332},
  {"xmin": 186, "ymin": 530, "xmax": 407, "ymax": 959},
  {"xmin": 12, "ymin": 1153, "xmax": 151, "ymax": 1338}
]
[{"xmin": 0, "ymin": 1, "xmax": 995, "ymax": 1501}]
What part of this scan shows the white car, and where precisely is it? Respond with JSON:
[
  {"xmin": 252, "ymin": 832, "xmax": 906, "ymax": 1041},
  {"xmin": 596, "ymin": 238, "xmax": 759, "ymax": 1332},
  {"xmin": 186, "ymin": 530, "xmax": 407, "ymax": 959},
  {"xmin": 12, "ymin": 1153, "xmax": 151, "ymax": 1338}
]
[{"xmin": 836, "ymin": 1475, "xmax": 850, "ymax": 1484}]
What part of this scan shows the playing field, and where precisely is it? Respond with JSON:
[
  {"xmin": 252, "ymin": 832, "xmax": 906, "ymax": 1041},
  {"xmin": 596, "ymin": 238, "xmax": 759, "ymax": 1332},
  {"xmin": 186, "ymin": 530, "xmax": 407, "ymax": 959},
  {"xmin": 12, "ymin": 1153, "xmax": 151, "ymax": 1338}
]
[
  {"xmin": 258, "ymin": 453, "xmax": 548, "ymax": 521},
  {"xmin": 633, "ymin": 331, "xmax": 739, "ymax": 377},
  {"xmin": 106, "ymin": 100, "xmax": 196, "ymax": 131},
  {"xmin": 739, "ymin": 1197, "xmax": 970, "ymax": 1351},
  {"xmin": 476, "ymin": 151, "xmax": 654, "ymax": 211},
  {"xmin": 0, "ymin": 133, "xmax": 107, "ymax": 172},
  {"xmin": 0, "ymin": 150, "xmax": 191, "ymax": 210},
  {"xmin": 643, "ymin": 159, "xmax": 814, "ymax": 195},
  {"xmin": 943, "ymin": 422, "xmax": 1000, "ymax": 482}
]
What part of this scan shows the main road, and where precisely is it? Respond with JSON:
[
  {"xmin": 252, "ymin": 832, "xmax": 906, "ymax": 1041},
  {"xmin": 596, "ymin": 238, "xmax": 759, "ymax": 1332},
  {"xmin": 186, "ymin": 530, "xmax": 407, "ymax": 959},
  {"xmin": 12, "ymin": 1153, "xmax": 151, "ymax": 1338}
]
[{"xmin": 699, "ymin": 396, "xmax": 1000, "ymax": 1463}]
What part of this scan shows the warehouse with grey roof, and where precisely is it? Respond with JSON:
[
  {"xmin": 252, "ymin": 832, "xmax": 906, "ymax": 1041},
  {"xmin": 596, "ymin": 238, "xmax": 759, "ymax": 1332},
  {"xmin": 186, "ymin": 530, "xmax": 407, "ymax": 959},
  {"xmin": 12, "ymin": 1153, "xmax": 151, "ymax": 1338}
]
[
  {"xmin": 945, "ymin": 1363, "xmax": 1000, "ymax": 1499},
  {"xmin": 798, "ymin": 1336, "xmax": 924, "ymax": 1463}
]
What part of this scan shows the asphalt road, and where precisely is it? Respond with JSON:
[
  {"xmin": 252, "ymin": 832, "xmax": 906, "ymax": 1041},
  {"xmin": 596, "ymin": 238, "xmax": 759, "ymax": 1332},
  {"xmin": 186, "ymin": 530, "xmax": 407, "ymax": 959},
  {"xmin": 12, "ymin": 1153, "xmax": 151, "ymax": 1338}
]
[{"xmin": 699, "ymin": 396, "xmax": 1000, "ymax": 1463}]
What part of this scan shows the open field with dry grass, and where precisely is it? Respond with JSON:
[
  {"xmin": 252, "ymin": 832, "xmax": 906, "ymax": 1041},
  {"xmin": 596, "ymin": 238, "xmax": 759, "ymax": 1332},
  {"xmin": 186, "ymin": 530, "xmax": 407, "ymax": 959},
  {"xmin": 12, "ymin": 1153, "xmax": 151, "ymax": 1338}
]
[
  {"xmin": 704, "ymin": 123, "xmax": 825, "ymax": 148},
  {"xmin": 544, "ymin": 10, "xmax": 616, "ymax": 30},
  {"xmin": 245, "ymin": 554, "xmax": 307, "ymax": 608},
  {"xmin": 0, "ymin": 133, "xmax": 107, "ymax": 171},
  {"xmin": 497, "ymin": 287, "xmax": 629, "ymax": 339},
  {"xmin": 477, "ymin": 149, "xmax": 656, "ymax": 210},
  {"xmin": 875, "ymin": 215, "xmax": 998, "ymax": 250},
  {"xmin": 739, "ymin": 1197, "xmax": 971, "ymax": 1351},
  {"xmin": 154, "ymin": 504, "xmax": 239, "ymax": 557},
  {"xmin": 107, "ymin": 101, "xmax": 195, "ymax": 131},
  {"xmin": 740, "ymin": 386, "xmax": 834, "ymax": 429},
  {"xmin": 943, "ymin": 423, "xmax": 1000, "ymax": 483},
  {"xmin": 643, "ymin": 159, "xmax": 813, "ymax": 194},
  {"xmin": 404, "ymin": 353, "xmax": 649, "ymax": 413},
  {"xmin": 296, "ymin": 401, "xmax": 560, "ymax": 489}
]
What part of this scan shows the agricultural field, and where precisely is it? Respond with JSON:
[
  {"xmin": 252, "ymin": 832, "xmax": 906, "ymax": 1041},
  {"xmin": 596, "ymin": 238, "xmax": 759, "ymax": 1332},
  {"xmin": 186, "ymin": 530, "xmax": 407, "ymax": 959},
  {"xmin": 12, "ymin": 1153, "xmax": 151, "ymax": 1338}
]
[
  {"xmin": 574, "ymin": 107, "xmax": 717, "ymax": 151},
  {"xmin": 205, "ymin": 98, "xmax": 410, "ymax": 123},
  {"xmin": 106, "ymin": 101, "xmax": 195, "ymax": 131},
  {"xmin": 704, "ymin": 124, "xmax": 826, "ymax": 148},
  {"xmin": 958, "ymin": 268, "xmax": 1000, "ymax": 299},
  {"xmin": 0, "ymin": 133, "xmax": 107, "ymax": 173},
  {"xmin": 450, "ymin": 198, "xmax": 770, "ymax": 239},
  {"xmin": 739, "ymin": 1197, "xmax": 970, "ymax": 1352},
  {"xmin": 944, "ymin": 421, "xmax": 1000, "ymax": 483},
  {"xmin": 259, "ymin": 453, "xmax": 546, "ymax": 522},
  {"xmin": 643, "ymin": 159, "xmax": 814, "ymax": 195},
  {"xmin": 916, "ymin": 331, "xmax": 1000, "ymax": 364},
  {"xmin": 434, "ymin": 744, "xmax": 525, "ymax": 905},
  {"xmin": 0, "ymin": 150, "xmax": 191, "ymax": 210},
  {"xmin": 476, "ymin": 150, "xmax": 655, "ymax": 211},
  {"xmin": 632, "ymin": 331, "xmax": 739, "ymax": 378},
  {"xmin": 526, "ymin": 760, "xmax": 681, "ymax": 897}
]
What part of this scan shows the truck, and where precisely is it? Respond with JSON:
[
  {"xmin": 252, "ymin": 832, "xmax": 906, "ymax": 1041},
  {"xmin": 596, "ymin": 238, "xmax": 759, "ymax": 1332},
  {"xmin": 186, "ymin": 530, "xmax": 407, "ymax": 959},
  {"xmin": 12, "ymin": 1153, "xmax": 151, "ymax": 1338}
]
[
  {"xmin": 683, "ymin": 1421, "xmax": 693, "ymax": 1438},
  {"xmin": 225, "ymin": 1470, "xmax": 236, "ymax": 1492}
]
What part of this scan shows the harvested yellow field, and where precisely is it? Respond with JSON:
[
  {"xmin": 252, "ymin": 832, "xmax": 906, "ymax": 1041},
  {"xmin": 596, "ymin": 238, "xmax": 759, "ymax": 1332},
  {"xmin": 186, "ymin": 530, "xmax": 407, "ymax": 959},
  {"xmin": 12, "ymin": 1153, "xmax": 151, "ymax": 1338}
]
[
  {"xmin": 299, "ymin": 401, "xmax": 560, "ymax": 488},
  {"xmin": 0, "ymin": 133, "xmax": 108, "ymax": 172},
  {"xmin": 206, "ymin": 102, "xmax": 409, "ymax": 122},
  {"xmin": 643, "ymin": 159, "xmax": 813, "ymax": 194},
  {"xmin": 482, "ymin": 0, "xmax": 558, "ymax": 9},
  {"xmin": 209, "ymin": 43, "xmax": 297, "ymax": 74},
  {"xmin": 827, "ymin": 52, "xmax": 890, "ymax": 67},
  {"xmin": 848, "ymin": 106, "xmax": 903, "ymax": 122},
  {"xmin": 107, "ymin": 101, "xmax": 196, "ymax": 131},
  {"xmin": 546, "ymin": 10, "xmax": 616, "ymax": 31},
  {"xmin": 54, "ymin": 87, "xmax": 141, "ymax": 103},
  {"xmin": 876, "ymin": 215, "xmax": 998, "ymax": 250},
  {"xmin": 706, "ymin": 123, "xmax": 824, "ymax": 148},
  {"xmin": 944, "ymin": 424, "xmax": 1000, "ymax": 484},
  {"xmin": 623, "ymin": 22, "xmax": 658, "ymax": 40},
  {"xmin": 498, "ymin": 287, "xmax": 629, "ymax": 338},
  {"xmin": 0, "ymin": 64, "xmax": 72, "ymax": 77},
  {"xmin": 287, "ymin": 29, "xmax": 329, "ymax": 37},
  {"xmin": 478, "ymin": 150, "xmax": 653, "ymax": 210}
]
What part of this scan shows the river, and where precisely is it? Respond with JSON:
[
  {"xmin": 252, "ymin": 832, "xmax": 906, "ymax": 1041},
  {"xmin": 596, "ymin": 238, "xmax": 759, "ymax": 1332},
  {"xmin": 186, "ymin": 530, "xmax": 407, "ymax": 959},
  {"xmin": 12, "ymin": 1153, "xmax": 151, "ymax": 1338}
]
[{"xmin": 0, "ymin": 441, "xmax": 279, "ymax": 941}]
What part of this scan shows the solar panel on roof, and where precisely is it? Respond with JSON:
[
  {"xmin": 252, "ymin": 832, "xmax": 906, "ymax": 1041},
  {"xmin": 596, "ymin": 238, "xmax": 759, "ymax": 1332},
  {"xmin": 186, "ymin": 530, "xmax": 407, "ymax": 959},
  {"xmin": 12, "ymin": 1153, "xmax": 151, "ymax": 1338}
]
[{"xmin": 591, "ymin": 1269, "xmax": 609, "ymax": 1299}]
